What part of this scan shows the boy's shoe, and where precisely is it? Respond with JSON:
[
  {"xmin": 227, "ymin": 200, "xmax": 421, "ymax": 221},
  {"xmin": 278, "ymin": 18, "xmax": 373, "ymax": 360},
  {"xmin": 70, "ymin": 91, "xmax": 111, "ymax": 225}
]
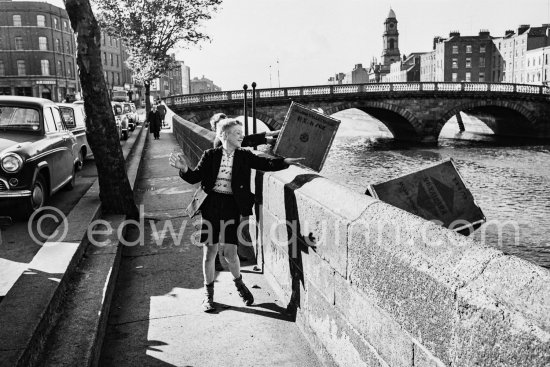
[
  {"xmin": 233, "ymin": 275, "xmax": 254, "ymax": 306},
  {"xmin": 202, "ymin": 282, "xmax": 215, "ymax": 312}
]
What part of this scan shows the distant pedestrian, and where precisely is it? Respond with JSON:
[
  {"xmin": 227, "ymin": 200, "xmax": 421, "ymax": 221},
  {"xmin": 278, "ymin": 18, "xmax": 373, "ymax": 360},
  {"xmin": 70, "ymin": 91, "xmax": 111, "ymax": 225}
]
[
  {"xmin": 169, "ymin": 118, "xmax": 303, "ymax": 312},
  {"xmin": 157, "ymin": 102, "xmax": 167, "ymax": 128},
  {"xmin": 148, "ymin": 104, "xmax": 162, "ymax": 140}
]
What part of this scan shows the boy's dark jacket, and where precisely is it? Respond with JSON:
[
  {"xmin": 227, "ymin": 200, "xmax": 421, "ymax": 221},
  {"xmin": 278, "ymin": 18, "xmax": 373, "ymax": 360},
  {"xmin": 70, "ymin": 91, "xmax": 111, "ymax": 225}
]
[{"xmin": 180, "ymin": 146, "xmax": 288, "ymax": 216}]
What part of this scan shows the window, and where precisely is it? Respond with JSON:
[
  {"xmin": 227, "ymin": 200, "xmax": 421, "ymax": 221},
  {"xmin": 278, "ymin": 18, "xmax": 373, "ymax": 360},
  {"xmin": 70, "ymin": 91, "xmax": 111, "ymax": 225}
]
[
  {"xmin": 37, "ymin": 15, "xmax": 45, "ymax": 27},
  {"xmin": 65, "ymin": 40, "xmax": 70, "ymax": 53},
  {"xmin": 13, "ymin": 15, "xmax": 22, "ymax": 26},
  {"xmin": 0, "ymin": 61, "xmax": 4, "ymax": 76},
  {"xmin": 480, "ymin": 45, "xmax": 486, "ymax": 53},
  {"xmin": 110, "ymin": 53, "xmax": 113, "ymax": 66},
  {"xmin": 41, "ymin": 60, "xmax": 50, "ymax": 76},
  {"xmin": 452, "ymin": 72, "xmax": 458, "ymax": 82},
  {"xmin": 466, "ymin": 58, "xmax": 472, "ymax": 68},
  {"xmin": 452, "ymin": 45, "xmax": 458, "ymax": 54},
  {"xmin": 39, "ymin": 36, "xmax": 48, "ymax": 50},
  {"xmin": 479, "ymin": 72, "xmax": 485, "ymax": 82},
  {"xmin": 59, "ymin": 107, "xmax": 76, "ymax": 128},
  {"xmin": 63, "ymin": 21, "xmax": 68, "ymax": 31},
  {"xmin": 103, "ymin": 52, "xmax": 107, "ymax": 64},
  {"xmin": 17, "ymin": 60, "xmax": 26, "ymax": 76},
  {"xmin": 67, "ymin": 62, "xmax": 72, "ymax": 77},
  {"xmin": 116, "ymin": 55, "xmax": 119, "ymax": 67},
  {"xmin": 452, "ymin": 58, "xmax": 458, "ymax": 68},
  {"xmin": 53, "ymin": 18, "xmax": 58, "ymax": 29},
  {"xmin": 57, "ymin": 60, "xmax": 63, "ymax": 76},
  {"xmin": 479, "ymin": 57, "xmax": 485, "ymax": 67},
  {"xmin": 44, "ymin": 108, "xmax": 57, "ymax": 132},
  {"xmin": 116, "ymin": 73, "xmax": 120, "ymax": 84},
  {"xmin": 15, "ymin": 37, "xmax": 23, "ymax": 50},
  {"xmin": 56, "ymin": 39, "xmax": 61, "ymax": 52},
  {"xmin": 465, "ymin": 72, "xmax": 471, "ymax": 82},
  {"xmin": 466, "ymin": 45, "xmax": 472, "ymax": 53},
  {"xmin": 51, "ymin": 107, "xmax": 64, "ymax": 131}
]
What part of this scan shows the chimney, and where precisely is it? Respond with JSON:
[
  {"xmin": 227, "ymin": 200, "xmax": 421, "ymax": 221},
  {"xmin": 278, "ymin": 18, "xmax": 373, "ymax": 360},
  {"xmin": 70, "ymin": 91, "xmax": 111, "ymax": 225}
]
[
  {"xmin": 478, "ymin": 29, "xmax": 490, "ymax": 37},
  {"xmin": 518, "ymin": 24, "xmax": 530, "ymax": 34},
  {"xmin": 449, "ymin": 31, "xmax": 460, "ymax": 38},
  {"xmin": 433, "ymin": 36, "xmax": 442, "ymax": 49}
]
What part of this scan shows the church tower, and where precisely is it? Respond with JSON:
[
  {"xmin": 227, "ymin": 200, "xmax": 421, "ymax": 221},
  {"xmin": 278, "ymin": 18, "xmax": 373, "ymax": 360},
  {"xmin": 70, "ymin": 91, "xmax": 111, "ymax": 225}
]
[{"xmin": 381, "ymin": 8, "xmax": 400, "ymax": 67}]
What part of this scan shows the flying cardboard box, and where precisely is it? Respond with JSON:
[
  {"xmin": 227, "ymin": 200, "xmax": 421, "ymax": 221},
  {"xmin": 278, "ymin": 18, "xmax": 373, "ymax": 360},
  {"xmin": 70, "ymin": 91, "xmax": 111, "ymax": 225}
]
[
  {"xmin": 366, "ymin": 158, "xmax": 485, "ymax": 235},
  {"xmin": 273, "ymin": 102, "xmax": 340, "ymax": 172}
]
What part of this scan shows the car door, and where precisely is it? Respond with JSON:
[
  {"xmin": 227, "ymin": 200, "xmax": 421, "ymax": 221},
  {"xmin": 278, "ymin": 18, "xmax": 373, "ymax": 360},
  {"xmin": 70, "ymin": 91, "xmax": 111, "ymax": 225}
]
[{"xmin": 44, "ymin": 107, "xmax": 74, "ymax": 192}]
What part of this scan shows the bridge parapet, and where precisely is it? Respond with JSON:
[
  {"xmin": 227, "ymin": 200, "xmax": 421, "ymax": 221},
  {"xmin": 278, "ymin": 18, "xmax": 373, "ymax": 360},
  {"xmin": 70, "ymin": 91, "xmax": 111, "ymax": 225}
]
[
  {"xmin": 166, "ymin": 82, "xmax": 550, "ymax": 107},
  {"xmin": 171, "ymin": 113, "xmax": 550, "ymax": 366}
]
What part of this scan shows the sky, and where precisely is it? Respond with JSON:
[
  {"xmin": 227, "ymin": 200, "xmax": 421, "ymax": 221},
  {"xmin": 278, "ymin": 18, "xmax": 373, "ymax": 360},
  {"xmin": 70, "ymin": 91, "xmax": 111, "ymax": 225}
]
[{"xmin": 38, "ymin": 0, "xmax": 550, "ymax": 90}]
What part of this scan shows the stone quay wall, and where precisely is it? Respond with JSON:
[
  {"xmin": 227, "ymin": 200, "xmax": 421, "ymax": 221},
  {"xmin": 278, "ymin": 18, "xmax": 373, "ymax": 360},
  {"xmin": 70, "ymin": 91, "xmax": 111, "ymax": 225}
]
[{"xmin": 172, "ymin": 114, "xmax": 550, "ymax": 367}]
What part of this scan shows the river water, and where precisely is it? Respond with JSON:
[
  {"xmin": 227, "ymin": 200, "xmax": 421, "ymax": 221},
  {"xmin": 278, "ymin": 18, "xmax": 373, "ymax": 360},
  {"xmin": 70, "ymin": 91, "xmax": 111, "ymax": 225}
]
[{"xmin": 319, "ymin": 109, "xmax": 550, "ymax": 269}]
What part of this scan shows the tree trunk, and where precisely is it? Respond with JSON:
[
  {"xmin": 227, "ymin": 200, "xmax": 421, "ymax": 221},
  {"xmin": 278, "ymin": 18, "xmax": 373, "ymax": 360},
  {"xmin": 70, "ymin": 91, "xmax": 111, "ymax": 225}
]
[
  {"xmin": 144, "ymin": 81, "xmax": 151, "ymax": 116},
  {"xmin": 64, "ymin": 0, "xmax": 139, "ymax": 219}
]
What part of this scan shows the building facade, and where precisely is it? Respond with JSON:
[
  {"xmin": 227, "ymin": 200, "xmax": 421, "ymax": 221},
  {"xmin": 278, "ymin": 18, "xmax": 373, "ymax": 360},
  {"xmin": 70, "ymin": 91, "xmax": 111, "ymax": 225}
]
[
  {"xmin": 190, "ymin": 75, "xmax": 221, "ymax": 94},
  {"xmin": 0, "ymin": 1, "xmax": 78, "ymax": 101},
  {"xmin": 420, "ymin": 30, "xmax": 495, "ymax": 82},
  {"xmin": 382, "ymin": 53, "xmax": 424, "ymax": 82},
  {"xmin": 492, "ymin": 25, "xmax": 550, "ymax": 84}
]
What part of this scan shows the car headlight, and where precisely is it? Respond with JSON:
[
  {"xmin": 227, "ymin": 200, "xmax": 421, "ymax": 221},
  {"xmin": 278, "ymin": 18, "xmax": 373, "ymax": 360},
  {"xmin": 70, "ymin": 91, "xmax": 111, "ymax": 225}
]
[{"xmin": 1, "ymin": 153, "xmax": 24, "ymax": 173}]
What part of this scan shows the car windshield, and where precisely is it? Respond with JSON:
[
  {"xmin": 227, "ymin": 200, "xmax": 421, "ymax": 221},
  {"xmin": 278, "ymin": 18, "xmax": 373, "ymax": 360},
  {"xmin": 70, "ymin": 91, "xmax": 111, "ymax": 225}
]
[{"xmin": 0, "ymin": 106, "xmax": 41, "ymax": 132}]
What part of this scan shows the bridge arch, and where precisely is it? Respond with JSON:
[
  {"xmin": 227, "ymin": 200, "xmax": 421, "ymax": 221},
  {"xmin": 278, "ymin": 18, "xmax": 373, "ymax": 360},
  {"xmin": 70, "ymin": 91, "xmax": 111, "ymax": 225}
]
[
  {"xmin": 437, "ymin": 100, "xmax": 538, "ymax": 138},
  {"xmin": 324, "ymin": 101, "xmax": 422, "ymax": 141}
]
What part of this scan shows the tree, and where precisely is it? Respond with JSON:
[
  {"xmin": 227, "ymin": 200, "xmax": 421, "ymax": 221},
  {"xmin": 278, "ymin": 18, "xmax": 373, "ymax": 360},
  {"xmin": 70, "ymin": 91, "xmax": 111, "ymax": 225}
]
[
  {"xmin": 95, "ymin": 0, "xmax": 221, "ymax": 112},
  {"xmin": 63, "ymin": 0, "xmax": 220, "ymax": 218},
  {"xmin": 65, "ymin": 0, "xmax": 139, "ymax": 218}
]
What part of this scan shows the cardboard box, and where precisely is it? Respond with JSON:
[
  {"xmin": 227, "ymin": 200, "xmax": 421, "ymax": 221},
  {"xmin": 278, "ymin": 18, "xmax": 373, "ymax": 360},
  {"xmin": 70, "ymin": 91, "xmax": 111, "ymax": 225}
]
[
  {"xmin": 273, "ymin": 102, "xmax": 340, "ymax": 172},
  {"xmin": 366, "ymin": 158, "xmax": 485, "ymax": 234}
]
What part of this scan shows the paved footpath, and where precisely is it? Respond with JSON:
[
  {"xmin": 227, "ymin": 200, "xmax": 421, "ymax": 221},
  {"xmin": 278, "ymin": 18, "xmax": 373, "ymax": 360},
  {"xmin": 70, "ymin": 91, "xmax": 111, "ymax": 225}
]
[{"xmin": 99, "ymin": 128, "xmax": 321, "ymax": 367}]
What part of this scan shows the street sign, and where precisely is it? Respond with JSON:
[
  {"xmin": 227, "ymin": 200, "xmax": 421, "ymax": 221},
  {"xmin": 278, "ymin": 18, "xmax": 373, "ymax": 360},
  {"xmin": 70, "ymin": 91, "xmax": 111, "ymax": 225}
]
[
  {"xmin": 366, "ymin": 158, "xmax": 485, "ymax": 234},
  {"xmin": 273, "ymin": 102, "xmax": 340, "ymax": 172}
]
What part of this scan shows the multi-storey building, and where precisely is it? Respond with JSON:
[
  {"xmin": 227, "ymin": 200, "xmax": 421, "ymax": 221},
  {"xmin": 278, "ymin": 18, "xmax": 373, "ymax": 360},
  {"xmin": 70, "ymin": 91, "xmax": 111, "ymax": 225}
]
[
  {"xmin": 492, "ymin": 25, "xmax": 550, "ymax": 84},
  {"xmin": 421, "ymin": 30, "xmax": 495, "ymax": 82},
  {"xmin": 0, "ymin": 1, "xmax": 78, "ymax": 101},
  {"xmin": 0, "ymin": 0, "xmax": 144, "ymax": 103},
  {"xmin": 382, "ymin": 53, "xmax": 424, "ymax": 82},
  {"xmin": 190, "ymin": 75, "xmax": 221, "ymax": 94}
]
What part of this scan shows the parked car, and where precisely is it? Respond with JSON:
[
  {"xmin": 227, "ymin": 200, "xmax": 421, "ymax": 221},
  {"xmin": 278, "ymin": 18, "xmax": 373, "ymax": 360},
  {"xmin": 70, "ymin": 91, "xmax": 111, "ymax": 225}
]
[
  {"xmin": 73, "ymin": 100, "xmax": 122, "ymax": 140},
  {"xmin": 129, "ymin": 102, "xmax": 138, "ymax": 125},
  {"xmin": 111, "ymin": 101, "xmax": 129, "ymax": 140},
  {"xmin": 0, "ymin": 96, "xmax": 78, "ymax": 216},
  {"xmin": 58, "ymin": 103, "xmax": 92, "ymax": 170},
  {"xmin": 122, "ymin": 102, "xmax": 135, "ymax": 131}
]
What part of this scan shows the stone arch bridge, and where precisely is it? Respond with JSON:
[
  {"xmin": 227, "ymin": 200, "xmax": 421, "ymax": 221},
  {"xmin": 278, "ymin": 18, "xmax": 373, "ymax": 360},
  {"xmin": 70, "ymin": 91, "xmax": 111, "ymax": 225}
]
[{"xmin": 165, "ymin": 82, "xmax": 550, "ymax": 143}]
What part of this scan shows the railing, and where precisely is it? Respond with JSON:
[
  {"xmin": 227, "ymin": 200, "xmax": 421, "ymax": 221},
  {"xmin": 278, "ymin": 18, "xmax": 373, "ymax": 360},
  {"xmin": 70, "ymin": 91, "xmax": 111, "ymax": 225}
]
[{"xmin": 165, "ymin": 82, "xmax": 550, "ymax": 106}]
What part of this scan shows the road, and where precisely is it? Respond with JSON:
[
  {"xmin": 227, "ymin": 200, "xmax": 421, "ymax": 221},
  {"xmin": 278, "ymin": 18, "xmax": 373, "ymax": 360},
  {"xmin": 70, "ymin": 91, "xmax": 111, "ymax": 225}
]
[{"xmin": 0, "ymin": 140, "xmax": 129, "ymax": 300}]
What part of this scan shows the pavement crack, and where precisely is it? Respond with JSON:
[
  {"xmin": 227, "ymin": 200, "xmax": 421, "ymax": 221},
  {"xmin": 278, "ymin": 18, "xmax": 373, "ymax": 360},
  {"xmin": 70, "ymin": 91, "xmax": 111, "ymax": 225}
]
[{"xmin": 108, "ymin": 313, "xmax": 190, "ymax": 327}]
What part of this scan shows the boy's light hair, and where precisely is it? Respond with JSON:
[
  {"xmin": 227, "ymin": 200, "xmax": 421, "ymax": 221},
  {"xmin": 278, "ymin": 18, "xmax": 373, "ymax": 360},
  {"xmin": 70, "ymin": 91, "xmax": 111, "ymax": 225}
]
[
  {"xmin": 217, "ymin": 118, "xmax": 242, "ymax": 140},
  {"xmin": 210, "ymin": 113, "xmax": 227, "ymax": 131}
]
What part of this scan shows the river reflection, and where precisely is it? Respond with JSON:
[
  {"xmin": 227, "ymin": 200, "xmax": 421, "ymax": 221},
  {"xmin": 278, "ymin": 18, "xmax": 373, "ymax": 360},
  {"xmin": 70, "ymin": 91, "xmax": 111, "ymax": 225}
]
[{"xmin": 320, "ymin": 110, "xmax": 550, "ymax": 269}]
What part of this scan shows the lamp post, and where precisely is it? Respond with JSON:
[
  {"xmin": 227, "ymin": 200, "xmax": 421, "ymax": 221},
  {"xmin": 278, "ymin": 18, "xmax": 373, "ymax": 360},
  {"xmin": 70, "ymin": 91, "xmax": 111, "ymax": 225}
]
[
  {"xmin": 243, "ymin": 84, "xmax": 248, "ymax": 136},
  {"xmin": 251, "ymin": 82, "xmax": 257, "ymax": 136},
  {"xmin": 277, "ymin": 59, "xmax": 281, "ymax": 88}
]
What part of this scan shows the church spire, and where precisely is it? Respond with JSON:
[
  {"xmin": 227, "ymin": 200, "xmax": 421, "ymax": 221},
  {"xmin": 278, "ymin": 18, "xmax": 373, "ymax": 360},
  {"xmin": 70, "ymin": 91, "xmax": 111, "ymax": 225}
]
[{"xmin": 381, "ymin": 8, "xmax": 400, "ymax": 66}]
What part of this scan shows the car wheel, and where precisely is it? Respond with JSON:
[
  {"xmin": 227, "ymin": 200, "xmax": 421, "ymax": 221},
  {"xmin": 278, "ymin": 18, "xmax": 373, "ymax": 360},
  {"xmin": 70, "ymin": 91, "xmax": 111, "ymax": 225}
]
[
  {"xmin": 77, "ymin": 149, "xmax": 84, "ymax": 171},
  {"xmin": 122, "ymin": 131, "xmax": 128, "ymax": 140},
  {"xmin": 24, "ymin": 173, "xmax": 48, "ymax": 217}
]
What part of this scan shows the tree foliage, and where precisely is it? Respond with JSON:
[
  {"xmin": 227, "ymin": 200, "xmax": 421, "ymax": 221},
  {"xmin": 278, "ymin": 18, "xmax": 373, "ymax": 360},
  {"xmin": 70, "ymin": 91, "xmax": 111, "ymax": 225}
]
[{"xmin": 94, "ymin": 0, "xmax": 221, "ymax": 84}]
